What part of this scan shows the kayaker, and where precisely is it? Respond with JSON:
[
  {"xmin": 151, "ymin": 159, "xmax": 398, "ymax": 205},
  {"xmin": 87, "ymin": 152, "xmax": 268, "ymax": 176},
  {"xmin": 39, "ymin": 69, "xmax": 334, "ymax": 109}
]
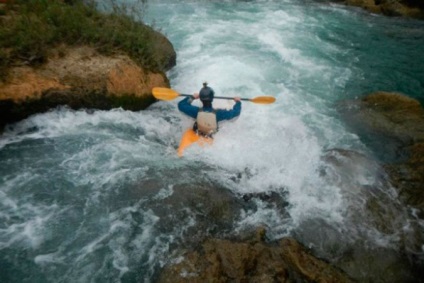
[{"xmin": 178, "ymin": 82, "xmax": 241, "ymax": 137}]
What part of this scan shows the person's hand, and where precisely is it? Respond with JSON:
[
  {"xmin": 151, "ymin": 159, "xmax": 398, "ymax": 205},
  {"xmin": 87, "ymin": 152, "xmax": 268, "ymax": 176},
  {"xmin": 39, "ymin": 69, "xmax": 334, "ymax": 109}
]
[
  {"xmin": 234, "ymin": 96, "xmax": 241, "ymax": 102},
  {"xmin": 193, "ymin": 93, "xmax": 200, "ymax": 99}
]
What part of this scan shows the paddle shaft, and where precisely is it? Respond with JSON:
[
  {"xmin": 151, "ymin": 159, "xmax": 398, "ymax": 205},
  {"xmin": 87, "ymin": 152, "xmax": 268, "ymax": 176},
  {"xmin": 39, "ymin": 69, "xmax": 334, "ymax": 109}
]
[
  {"xmin": 179, "ymin": 93, "xmax": 249, "ymax": 101},
  {"xmin": 152, "ymin": 87, "xmax": 276, "ymax": 104}
]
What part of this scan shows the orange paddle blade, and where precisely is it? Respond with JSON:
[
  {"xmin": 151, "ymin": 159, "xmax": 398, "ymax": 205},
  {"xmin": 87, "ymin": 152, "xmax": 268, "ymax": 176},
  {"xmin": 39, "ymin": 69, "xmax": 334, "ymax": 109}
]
[
  {"xmin": 152, "ymin": 87, "xmax": 180, "ymax": 101},
  {"xmin": 249, "ymin": 96, "xmax": 276, "ymax": 104}
]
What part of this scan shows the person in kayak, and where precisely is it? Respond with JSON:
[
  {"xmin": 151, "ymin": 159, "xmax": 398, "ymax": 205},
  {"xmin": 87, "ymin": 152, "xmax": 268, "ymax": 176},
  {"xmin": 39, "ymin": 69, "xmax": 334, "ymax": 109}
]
[{"xmin": 178, "ymin": 82, "xmax": 241, "ymax": 137}]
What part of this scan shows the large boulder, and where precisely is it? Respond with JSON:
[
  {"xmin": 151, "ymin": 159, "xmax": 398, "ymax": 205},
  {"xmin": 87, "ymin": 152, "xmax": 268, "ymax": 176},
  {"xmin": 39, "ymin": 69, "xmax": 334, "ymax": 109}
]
[
  {"xmin": 0, "ymin": 46, "xmax": 172, "ymax": 128},
  {"xmin": 157, "ymin": 232, "xmax": 354, "ymax": 283},
  {"xmin": 338, "ymin": 91, "xmax": 424, "ymax": 216},
  {"xmin": 147, "ymin": 25, "xmax": 177, "ymax": 71},
  {"xmin": 358, "ymin": 92, "xmax": 424, "ymax": 144}
]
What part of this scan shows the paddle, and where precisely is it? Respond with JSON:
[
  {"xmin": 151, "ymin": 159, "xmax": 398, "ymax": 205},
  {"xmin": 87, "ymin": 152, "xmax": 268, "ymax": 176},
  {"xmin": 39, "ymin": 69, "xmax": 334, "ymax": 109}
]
[{"xmin": 152, "ymin": 87, "xmax": 276, "ymax": 104}]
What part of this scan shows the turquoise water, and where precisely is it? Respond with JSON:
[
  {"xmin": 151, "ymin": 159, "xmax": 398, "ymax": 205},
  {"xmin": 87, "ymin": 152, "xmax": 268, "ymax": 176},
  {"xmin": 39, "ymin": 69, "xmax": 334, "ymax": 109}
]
[{"xmin": 1, "ymin": 1, "xmax": 424, "ymax": 282}]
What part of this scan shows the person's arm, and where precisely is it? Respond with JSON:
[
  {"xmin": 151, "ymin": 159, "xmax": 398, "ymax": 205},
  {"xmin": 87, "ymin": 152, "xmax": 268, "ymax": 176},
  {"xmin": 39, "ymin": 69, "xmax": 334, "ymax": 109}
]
[
  {"xmin": 216, "ymin": 98, "xmax": 241, "ymax": 122},
  {"xmin": 178, "ymin": 95, "xmax": 199, "ymax": 119}
]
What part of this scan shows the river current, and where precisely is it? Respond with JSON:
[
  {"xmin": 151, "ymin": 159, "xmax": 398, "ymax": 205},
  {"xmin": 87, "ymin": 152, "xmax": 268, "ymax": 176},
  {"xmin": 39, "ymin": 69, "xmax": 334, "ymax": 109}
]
[{"xmin": 1, "ymin": 0, "xmax": 424, "ymax": 282}]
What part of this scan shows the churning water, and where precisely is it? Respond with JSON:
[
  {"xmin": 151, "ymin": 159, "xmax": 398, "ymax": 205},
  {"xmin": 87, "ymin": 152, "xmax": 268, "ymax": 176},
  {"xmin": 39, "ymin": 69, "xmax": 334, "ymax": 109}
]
[{"xmin": 1, "ymin": 0, "xmax": 424, "ymax": 282}]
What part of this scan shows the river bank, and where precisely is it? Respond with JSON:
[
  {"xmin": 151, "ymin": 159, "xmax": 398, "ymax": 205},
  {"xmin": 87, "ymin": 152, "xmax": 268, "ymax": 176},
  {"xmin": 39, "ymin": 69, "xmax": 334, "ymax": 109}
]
[
  {"xmin": 340, "ymin": 0, "xmax": 424, "ymax": 19},
  {"xmin": 0, "ymin": 1, "xmax": 176, "ymax": 130}
]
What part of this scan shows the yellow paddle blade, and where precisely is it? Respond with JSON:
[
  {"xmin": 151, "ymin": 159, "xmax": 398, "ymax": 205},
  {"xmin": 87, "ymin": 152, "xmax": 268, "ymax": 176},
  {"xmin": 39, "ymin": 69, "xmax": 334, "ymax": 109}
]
[
  {"xmin": 152, "ymin": 87, "xmax": 180, "ymax": 101},
  {"xmin": 249, "ymin": 96, "xmax": 276, "ymax": 104}
]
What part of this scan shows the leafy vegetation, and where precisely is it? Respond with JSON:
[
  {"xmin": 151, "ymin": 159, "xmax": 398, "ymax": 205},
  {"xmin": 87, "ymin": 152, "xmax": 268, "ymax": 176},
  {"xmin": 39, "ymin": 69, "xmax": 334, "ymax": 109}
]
[{"xmin": 0, "ymin": 0, "xmax": 158, "ymax": 81}]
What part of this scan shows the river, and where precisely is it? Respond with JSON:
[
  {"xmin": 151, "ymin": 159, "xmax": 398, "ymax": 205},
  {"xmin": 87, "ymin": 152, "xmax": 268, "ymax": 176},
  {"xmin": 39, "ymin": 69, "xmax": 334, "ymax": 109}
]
[{"xmin": 1, "ymin": 0, "xmax": 424, "ymax": 282}]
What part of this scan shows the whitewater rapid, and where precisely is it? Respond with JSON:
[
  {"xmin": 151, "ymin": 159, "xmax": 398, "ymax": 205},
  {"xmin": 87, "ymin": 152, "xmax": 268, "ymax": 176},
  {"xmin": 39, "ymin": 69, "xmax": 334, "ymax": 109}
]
[{"xmin": 1, "ymin": 0, "xmax": 424, "ymax": 282}]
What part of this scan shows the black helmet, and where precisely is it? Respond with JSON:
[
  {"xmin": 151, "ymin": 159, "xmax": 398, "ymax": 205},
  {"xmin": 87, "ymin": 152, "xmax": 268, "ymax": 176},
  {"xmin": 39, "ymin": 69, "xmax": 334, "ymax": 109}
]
[{"xmin": 199, "ymin": 83, "xmax": 214, "ymax": 103}]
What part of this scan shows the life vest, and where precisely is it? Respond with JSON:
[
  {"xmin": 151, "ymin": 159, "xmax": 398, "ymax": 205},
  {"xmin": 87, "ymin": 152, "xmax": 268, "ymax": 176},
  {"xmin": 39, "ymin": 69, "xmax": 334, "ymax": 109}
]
[{"xmin": 195, "ymin": 109, "xmax": 217, "ymax": 136}]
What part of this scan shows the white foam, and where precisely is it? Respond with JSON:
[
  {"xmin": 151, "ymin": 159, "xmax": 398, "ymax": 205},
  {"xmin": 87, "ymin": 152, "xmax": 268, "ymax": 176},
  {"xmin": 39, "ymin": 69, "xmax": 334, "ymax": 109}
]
[
  {"xmin": 153, "ymin": 185, "xmax": 174, "ymax": 201},
  {"xmin": 34, "ymin": 251, "xmax": 64, "ymax": 265},
  {"xmin": 160, "ymin": 1, "xmax": 407, "ymax": 245},
  {"xmin": 0, "ymin": 202, "xmax": 59, "ymax": 250}
]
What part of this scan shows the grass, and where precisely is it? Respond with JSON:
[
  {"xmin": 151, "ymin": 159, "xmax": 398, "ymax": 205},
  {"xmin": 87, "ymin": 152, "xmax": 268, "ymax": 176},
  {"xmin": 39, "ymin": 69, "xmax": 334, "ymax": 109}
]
[{"xmin": 0, "ymin": 0, "xmax": 159, "ymax": 81}]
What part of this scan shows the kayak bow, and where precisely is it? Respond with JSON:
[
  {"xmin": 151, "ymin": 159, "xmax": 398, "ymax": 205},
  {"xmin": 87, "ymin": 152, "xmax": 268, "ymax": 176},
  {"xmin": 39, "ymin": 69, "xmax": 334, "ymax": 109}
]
[{"xmin": 177, "ymin": 129, "xmax": 213, "ymax": 157}]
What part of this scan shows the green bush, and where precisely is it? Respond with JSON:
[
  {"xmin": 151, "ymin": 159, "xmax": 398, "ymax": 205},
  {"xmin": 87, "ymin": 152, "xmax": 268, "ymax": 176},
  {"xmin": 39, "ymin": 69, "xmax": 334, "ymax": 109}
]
[{"xmin": 0, "ymin": 0, "xmax": 157, "ymax": 81}]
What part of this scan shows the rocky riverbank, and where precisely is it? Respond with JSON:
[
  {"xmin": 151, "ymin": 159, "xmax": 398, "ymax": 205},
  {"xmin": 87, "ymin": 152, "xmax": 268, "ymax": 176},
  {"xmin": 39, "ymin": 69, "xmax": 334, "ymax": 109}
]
[
  {"xmin": 338, "ymin": 91, "xmax": 424, "ymax": 217},
  {"xmin": 0, "ymin": 1, "xmax": 176, "ymax": 130},
  {"xmin": 336, "ymin": 0, "xmax": 424, "ymax": 19},
  {"xmin": 0, "ymin": 45, "xmax": 175, "ymax": 129},
  {"xmin": 158, "ymin": 229, "xmax": 354, "ymax": 283},
  {"xmin": 335, "ymin": 92, "xmax": 424, "ymax": 280}
]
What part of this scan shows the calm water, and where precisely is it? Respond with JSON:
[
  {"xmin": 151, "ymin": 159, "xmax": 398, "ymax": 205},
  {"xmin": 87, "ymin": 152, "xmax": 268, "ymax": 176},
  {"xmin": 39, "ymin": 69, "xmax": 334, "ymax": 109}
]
[{"xmin": 1, "ymin": 0, "xmax": 424, "ymax": 282}]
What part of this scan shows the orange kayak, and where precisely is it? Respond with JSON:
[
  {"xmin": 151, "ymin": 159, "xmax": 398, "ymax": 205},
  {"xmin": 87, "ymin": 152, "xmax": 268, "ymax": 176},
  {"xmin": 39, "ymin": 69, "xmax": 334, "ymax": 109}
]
[{"xmin": 177, "ymin": 129, "xmax": 213, "ymax": 157}]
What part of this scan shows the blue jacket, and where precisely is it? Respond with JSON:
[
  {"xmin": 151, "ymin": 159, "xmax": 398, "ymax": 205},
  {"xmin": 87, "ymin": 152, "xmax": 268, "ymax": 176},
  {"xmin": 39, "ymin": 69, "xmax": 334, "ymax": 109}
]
[{"xmin": 178, "ymin": 96, "xmax": 241, "ymax": 122}]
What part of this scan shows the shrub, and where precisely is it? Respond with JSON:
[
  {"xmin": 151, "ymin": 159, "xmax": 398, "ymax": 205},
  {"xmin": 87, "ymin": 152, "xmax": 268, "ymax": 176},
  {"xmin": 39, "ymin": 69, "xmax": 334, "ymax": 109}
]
[{"xmin": 0, "ymin": 0, "xmax": 158, "ymax": 81}]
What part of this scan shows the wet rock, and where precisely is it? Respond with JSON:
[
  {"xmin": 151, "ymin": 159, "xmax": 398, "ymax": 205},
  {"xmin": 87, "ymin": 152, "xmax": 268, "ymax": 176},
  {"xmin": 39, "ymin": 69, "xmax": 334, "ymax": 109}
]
[
  {"xmin": 342, "ymin": 0, "xmax": 382, "ymax": 14},
  {"xmin": 338, "ymin": 92, "xmax": 424, "ymax": 160},
  {"xmin": 157, "ymin": 235, "xmax": 354, "ymax": 283},
  {"xmin": 335, "ymin": 243, "xmax": 420, "ymax": 283},
  {"xmin": 385, "ymin": 142, "xmax": 424, "ymax": 217},
  {"xmin": 131, "ymin": 180, "xmax": 246, "ymax": 246},
  {"xmin": 340, "ymin": 0, "xmax": 424, "ymax": 19},
  {"xmin": 338, "ymin": 91, "xmax": 424, "ymax": 216},
  {"xmin": 334, "ymin": 93, "xmax": 424, "ymax": 280},
  {"xmin": 361, "ymin": 92, "xmax": 424, "ymax": 143}
]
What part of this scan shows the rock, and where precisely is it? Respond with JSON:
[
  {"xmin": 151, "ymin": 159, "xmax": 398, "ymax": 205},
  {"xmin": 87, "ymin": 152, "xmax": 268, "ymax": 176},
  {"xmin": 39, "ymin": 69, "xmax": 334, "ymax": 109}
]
[
  {"xmin": 342, "ymin": 0, "xmax": 424, "ymax": 19},
  {"xmin": 279, "ymin": 238, "xmax": 354, "ymax": 283},
  {"xmin": 335, "ymin": 242, "xmax": 420, "ymax": 283},
  {"xmin": 360, "ymin": 92, "xmax": 424, "ymax": 144},
  {"xmin": 40, "ymin": 46, "xmax": 168, "ymax": 98},
  {"xmin": 0, "ymin": 67, "xmax": 69, "ymax": 102},
  {"xmin": 338, "ymin": 91, "xmax": 424, "ymax": 161},
  {"xmin": 343, "ymin": 0, "xmax": 382, "ymax": 14},
  {"xmin": 385, "ymin": 142, "xmax": 424, "ymax": 217},
  {"xmin": 147, "ymin": 25, "xmax": 177, "ymax": 71},
  {"xmin": 338, "ymin": 91, "xmax": 424, "ymax": 216},
  {"xmin": 151, "ymin": 182, "xmax": 245, "ymax": 241},
  {"xmin": 157, "ymin": 236, "xmax": 354, "ymax": 283},
  {"xmin": 0, "ymin": 46, "xmax": 171, "ymax": 128}
]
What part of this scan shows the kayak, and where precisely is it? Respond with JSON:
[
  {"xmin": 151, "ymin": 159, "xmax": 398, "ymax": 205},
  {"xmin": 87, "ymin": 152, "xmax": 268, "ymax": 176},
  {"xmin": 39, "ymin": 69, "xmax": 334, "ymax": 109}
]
[{"xmin": 177, "ymin": 129, "xmax": 213, "ymax": 157}]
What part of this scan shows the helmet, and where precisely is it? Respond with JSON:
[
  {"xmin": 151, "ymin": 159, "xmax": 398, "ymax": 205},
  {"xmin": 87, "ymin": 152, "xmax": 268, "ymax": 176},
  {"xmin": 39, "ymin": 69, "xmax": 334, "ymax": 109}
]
[{"xmin": 199, "ymin": 86, "xmax": 214, "ymax": 103}]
